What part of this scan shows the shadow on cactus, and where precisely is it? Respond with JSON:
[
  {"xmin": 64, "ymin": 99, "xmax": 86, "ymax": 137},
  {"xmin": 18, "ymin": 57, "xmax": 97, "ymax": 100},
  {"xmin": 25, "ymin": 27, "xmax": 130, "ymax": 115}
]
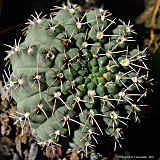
[{"xmin": 3, "ymin": 1, "xmax": 150, "ymax": 157}]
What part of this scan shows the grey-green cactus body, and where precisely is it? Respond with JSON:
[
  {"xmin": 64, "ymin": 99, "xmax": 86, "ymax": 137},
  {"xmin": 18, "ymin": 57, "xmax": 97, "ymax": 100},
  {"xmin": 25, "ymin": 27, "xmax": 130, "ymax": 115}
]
[{"xmin": 5, "ymin": 3, "xmax": 149, "ymax": 155}]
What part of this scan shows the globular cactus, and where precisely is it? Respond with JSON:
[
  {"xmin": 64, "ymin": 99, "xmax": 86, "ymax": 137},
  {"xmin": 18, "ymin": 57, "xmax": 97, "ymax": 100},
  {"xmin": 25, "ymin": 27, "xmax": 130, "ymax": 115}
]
[{"xmin": 4, "ymin": 1, "xmax": 149, "ymax": 156}]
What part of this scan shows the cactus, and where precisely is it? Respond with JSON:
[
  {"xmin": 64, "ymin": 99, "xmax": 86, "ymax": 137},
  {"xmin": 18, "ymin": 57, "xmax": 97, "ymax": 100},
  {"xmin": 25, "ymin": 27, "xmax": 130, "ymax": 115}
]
[{"xmin": 4, "ymin": 1, "xmax": 149, "ymax": 156}]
